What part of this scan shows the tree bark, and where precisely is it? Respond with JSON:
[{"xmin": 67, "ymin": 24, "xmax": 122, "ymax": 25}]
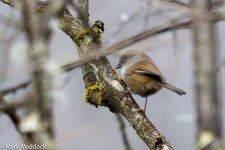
[
  {"xmin": 60, "ymin": 1, "xmax": 174, "ymax": 149},
  {"xmin": 191, "ymin": 0, "xmax": 224, "ymax": 149}
]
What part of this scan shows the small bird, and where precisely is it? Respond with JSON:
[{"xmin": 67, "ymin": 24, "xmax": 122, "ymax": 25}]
[{"xmin": 115, "ymin": 49, "xmax": 186, "ymax": 112}]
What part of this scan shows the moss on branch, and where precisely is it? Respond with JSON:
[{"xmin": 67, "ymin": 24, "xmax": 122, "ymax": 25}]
[
  {"xmin": 36, "ymin": 5, "xmax": 46, "ymax": 14},
  {"xmin": 74, "ymin": 29, "xmax": 90, "ymax": 44},
  {"xmin": 84, "ymin": 82, "xmax": 105, "ymax": 107},
  {"xmin": 0, "ymin": 1, "xmax": 175, "ymax": 149}
]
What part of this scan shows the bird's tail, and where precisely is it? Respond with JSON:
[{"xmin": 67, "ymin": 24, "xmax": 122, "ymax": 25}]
[{"xmin": 161, "ymin": 83, "xmax": 186, "ymax": 95}]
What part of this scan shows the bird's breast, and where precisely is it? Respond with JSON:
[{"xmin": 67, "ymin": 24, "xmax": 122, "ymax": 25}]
[{"xmin": 124, "ymin": 73, "xmax": 162, "ymax": 97}]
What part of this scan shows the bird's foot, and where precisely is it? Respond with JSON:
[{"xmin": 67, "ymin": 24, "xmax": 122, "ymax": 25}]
[
  {"xmin": 136, "ymin": 108, "xmax": 145, "ymax": 114},
  {"xmin": 123, "ymin": 88, "xmax": 131, "ymax": 94}
]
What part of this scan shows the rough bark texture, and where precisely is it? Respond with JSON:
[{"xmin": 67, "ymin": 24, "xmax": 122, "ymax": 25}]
[
  {"xmin": 2, "ymin": 0, "xmax": 225, "ymax": 149},
  {"xmin": 191, "ymin": 0, "xmax": 224, "ymax": 149},
  {"xmin": 60, "ymin": 1, "xmax": 173, "ymax": 149},
  {"xmin": 0, "ymin": 0, "xmax": 68, "ymax": 149},
  {"xmin": 20, "ymin": 1, "xmax": 55, "ymax": 149}
]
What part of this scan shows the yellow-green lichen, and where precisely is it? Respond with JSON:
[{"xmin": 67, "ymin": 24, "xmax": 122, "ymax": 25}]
[
  {"xmin": 120, "ymin": 100, "xmax": 126, "ymax": 108},
  {"xmin": 74, "ymin": 29, "xmax": 90, "ymax": 43},
  {"xmin": 36, "ymin": 5, "xmax": 46, "ymax": 14},
  {"xmin": 73, "ymin": 20, "xmax": 104, "ymax": 45},
  {"xmin": 90, "ymin": 20, "xmax": 104, "ymax": 42},
  {"xmin": 84, "ymin": 82, "xmax": 104, "ymax": 107}
]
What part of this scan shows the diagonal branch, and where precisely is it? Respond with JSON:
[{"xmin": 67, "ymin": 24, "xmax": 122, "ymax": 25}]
[
  {"xmin": 160, "ymin": 0, "xmax": 190, "ymax": 8},
  {"xmin": 0, "ymin": 0, "xmax": 68, "ymax": 149},
  {"xmin": 0, "ymin": 94, "xmax": 34, "ymax": 144},
  {"xmin": 59, "ymin": 1, "xmax": 173, "ymax": 149},
  {"xmin": 62, "ymin": 19, "xmax": 191, "ymax": 71},
  {"xmin": 1, "ymin": 1, "xmax": 225, "ymax": 149},
  {"xmin": 0, "ymin": 0, "xmax": 13, "ymax": 5},
  {"xmin": 0, "ymin": 15, "xmax": 191, "ymax": 96},
  {"xmin": 116, "ymin": 114, "xmax": 133, "ymax": 150},
  {"xmin": 1, "ymin": 0, "xmax": 225, "ymax": 96}
]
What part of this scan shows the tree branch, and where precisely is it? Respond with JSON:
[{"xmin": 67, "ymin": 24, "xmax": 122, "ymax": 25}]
[
  {"xmin": 2, "ymin": 0, "xmax": 225, "ymax": 149},
  {"xmin": 0, "ymin": 0, "xmax": 176, "ymax": 149},
  {"xmin": 0, "ymin": 0, "xmax": 68, "ymax": 148},
  {"xmin": 0, "ymin": 94, "xmax": 34, "ymax": 144},
  {"xmin": 60, "ymin": 1, "xmax": 173, "ymax": 149},
  {"xmin": 191, "ymin": 0, "xmax": 224, "ymax": 149},
  {"xmin": 19, "ymin": 0, "xmax": 55, "ymax": 148},
  {"xmin": 0, "ymin": 0, "xmax": 13, "ymax": 5},
  {"xmin": 116, "ymin": 114, "xmax": 133, "ymax": 150},
  {"xmin": 0, "ymin": 15, "xmax": 191, "ymax": 96},
  {"xmin": 57, "ymin": 18, "xmax": 192, "ymax": 71},
  {"xmin": 1, "ymin": 0, "xmax": 225, "ymax": 96},
  {"xmin": 160, "ymin": 0, "xmax": 189, "ymax": 8}
]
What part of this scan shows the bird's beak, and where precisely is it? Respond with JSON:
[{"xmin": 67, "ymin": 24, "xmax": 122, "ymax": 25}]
[{"xmin": 115, "ymin": 64, "xmax": 121, "ymax": 69}]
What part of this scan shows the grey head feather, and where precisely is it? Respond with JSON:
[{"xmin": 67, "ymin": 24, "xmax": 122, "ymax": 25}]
[{"xmin": 119, "ymin": 49, "xmax": 149, "ymax": 67}]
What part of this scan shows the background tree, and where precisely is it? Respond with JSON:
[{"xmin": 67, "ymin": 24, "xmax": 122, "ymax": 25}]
[{"xmin": 0, "ymin": 0, "xmax": 224, "ymax": 150}]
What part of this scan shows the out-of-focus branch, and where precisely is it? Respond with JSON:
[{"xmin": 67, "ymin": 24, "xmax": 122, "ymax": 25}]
[
  {"xmin": 0, "ymin": 0, "xmax": 13, "ymax": 5},
  {"xmin": 51, "ymin": 10, "xmax": 225, "ymax": 72},
  {"xmin": 0, "ymin": 81, "xmax": 30, "ymax": 95},
  {"xmin": 3, "ymin": 109, "xmax": 20, "ymax": 129},
  {"xmin": 0, "ymin": 98, "xmax": 28, "ymax": 111},
  {"xmin": 62, "ymin": 18, "xmax": 191, "ymax": 71},
  {"xmin": 213, "ymin": 11, "xmax": 225, "ymax": 20},
  {"xmin": 211, "ymin": 0, "xmax": 224, "ymax": 8},
  {"xmin": 1, "ymin": 0, "xmax": 225, "ymax": 149},
  {"xmin": 142, "ymin": 0, "xmax": 224, "ymax": 9},
  {"xmin": 139, "ymin": 0, "xmax": 189, "ymax": 11},
  {"xmin": 1, "ymin": 0, "xmax": 225, "ymax": 96},
  {"xmin": 0, "ymin": 94, "xmax": 33, "ymax": 144},
  {"xmin": 60, "ymin": 1, "xmax": 173, "ymax": 149},
  {"xmin": 116, "ymin": 114, "xmax": 133, "ymax": 150},
  {"xmin": 160, "ymin": 0, "xmax": 189, "ymax": 8},
  {"xmin": 2, "ymin": 0, "xmax": 69, "ymax": 148},
  {"xmin": 0, "ymin": 15, "xmax": 191, "ymax": 96},
  {"xmin": 77, "ymin": 0, "xmax": 89, "ymax": 27},
  {"xmin": 191, "ymin": 0, "xmax": 224, "ymax": 149},
  {"xmin": 19, "ymin": 0, "xmax": 55, "ymax": 148},
  {"xmin": 105, "ymin": 9, "xmax": 143, "ymax": 45}
]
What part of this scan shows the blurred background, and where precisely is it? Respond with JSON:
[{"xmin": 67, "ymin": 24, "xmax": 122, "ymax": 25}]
[{"xmin": 0, "ymin": 0, "xmax": 224, "ymax": 149}]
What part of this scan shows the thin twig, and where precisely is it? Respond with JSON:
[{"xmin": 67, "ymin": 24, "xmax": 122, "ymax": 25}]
[
  {"xmin": 0, "ymin": 0, "xmax": 13, "ymax": 5},
  {"xmin": 0, "ymin": 94, "xmax": 34, "ymax": 144},
  {"xmin": 62, "ymin": 19, "xmax": 191, "ymax": 71},
  {"xmin": 116, "ymin": 114, "xmax": 133, "ymax": 150},
  {"xmin": 160, "ymin": 0, "xmax": 189, "ymax": 8},
  {"xmin": 0, "ymin": 18, "xmax": 191, "ymax": 95},
  {"xmin": 139, "ymin": 0, "xmax": 189, "ymax": 11},
  {"xmin": 60, "ymin": 1, "xmax": 174, "ymax": 149},
  {"xmin": 0, "ymin": 99, "xmax": 28, "ymax": 111}
]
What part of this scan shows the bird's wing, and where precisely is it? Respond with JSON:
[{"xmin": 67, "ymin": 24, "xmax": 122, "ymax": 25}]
[{"xmin": 131, "ymin": 60, "xmax": 166, "ymax": 83}]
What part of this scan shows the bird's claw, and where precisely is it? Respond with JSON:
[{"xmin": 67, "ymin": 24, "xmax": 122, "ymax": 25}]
[
  {"xmin": 123, "ymin": 88, "xmax": 131, "ymax": 94},
  {"xmin": 136, "ymin": 108, "xmax": 145, "ymax": 114}
]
